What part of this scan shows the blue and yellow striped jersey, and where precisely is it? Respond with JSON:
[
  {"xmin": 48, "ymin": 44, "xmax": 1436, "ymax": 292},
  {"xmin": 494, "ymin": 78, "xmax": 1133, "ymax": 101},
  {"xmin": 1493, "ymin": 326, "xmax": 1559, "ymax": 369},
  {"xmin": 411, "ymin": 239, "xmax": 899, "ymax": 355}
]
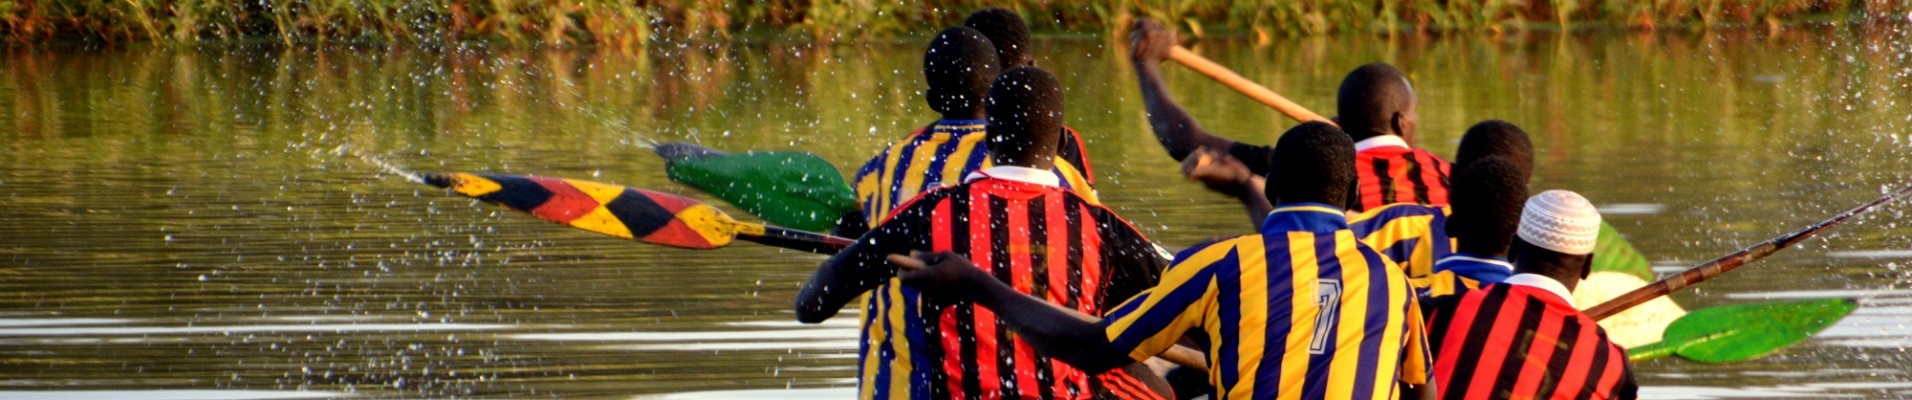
[
  {"xmin": 1349, "ymin": 203, "xmax": 1454, "ymax": 279},
  {"xmin": 1099, "ymin": 204, "xmax": 1433, "ymax": 400},
  {"xmin": 851, "ymin": 120, "xmax": 1097, "ymax": 224}
]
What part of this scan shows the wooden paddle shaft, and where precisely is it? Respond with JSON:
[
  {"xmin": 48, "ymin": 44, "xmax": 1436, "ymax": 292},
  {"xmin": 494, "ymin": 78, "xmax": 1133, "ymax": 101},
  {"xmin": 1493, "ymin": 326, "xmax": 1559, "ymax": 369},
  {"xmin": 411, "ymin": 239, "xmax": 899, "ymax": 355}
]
[
  {"xmin": 1586, "ymin": 184, "xmax": 1912, "ymax": 320},
  {"xmin": 737, "ymin": 225, "xmax": 856, "ymax": 255},
  {"xmin": 1167, "ymin": 46, "xmax": 1332, "ymax": 125}
]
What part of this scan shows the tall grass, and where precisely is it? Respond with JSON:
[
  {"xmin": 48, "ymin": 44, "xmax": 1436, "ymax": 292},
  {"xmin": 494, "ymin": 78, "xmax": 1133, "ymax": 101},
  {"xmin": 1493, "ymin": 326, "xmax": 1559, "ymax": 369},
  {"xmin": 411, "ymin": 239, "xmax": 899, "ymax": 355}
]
[{"xmin": 1, "ymin": 0, "xmax": 1903, "ymax": 45}]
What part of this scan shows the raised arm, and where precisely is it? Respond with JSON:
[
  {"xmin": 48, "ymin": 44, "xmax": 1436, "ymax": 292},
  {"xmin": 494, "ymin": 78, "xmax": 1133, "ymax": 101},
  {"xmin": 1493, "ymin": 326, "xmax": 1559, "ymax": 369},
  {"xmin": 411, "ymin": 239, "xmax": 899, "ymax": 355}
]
[
  {"xmin": 893, "ymin": 252, "xmax": 1136, "ymax": 372},
  {"xmin": 1129, "ymin": 20, "xmax": 1237, "ymax": 162}
]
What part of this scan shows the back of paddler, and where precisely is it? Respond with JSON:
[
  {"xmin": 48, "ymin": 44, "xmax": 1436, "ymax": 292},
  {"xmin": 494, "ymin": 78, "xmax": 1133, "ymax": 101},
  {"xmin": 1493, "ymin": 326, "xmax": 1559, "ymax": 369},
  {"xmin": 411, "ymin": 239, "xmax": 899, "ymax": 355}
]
[
  {"xmin": 797, "ymin": 66, "xmax": 1170, "ymax": 400},
  {"xmin": 848, "ymin": 9, "xmax": 1098, "ymax": 235}
]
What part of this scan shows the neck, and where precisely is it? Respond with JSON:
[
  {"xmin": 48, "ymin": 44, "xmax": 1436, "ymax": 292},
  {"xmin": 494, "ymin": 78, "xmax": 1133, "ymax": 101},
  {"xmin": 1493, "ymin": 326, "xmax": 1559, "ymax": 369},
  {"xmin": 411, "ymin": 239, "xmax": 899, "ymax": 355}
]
[
  {"xmin": 941, "ymin": 109, "xmax": 984, "ymax": 121},
  {"xmin": 1456, "ymin": 241, "xmax": 1510, "ymax": 259},
  {"xmin": 993, "ymin": 156, "xmax": 1054, "ymax": 171}
]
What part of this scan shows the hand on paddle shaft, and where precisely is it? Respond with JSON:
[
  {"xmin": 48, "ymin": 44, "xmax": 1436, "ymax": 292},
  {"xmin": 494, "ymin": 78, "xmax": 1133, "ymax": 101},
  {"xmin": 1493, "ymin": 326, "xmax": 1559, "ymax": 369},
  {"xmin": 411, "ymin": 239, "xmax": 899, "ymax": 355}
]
[
  {"xmin": 1130, "ymin": 19, "xmax": 1331, "ymax": 126},
  {"xmin": 422, "ymin": 172, "xmax": 853, "ymax": 254},
  {"xmin": 1586, "ymin": 183, "xmax": 1912, "ymax": 320},
  {"xmin": 1182, "ymin": 148, "xmax": 1274, "ymax": 222}
]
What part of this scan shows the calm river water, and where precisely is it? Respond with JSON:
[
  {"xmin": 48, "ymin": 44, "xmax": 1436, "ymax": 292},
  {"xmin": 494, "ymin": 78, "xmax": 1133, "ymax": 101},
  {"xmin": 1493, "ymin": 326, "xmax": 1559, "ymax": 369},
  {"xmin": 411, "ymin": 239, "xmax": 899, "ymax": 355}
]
[{"xmin": 3, "ymin": 25, "xmax": 1912, "ymax": 399}]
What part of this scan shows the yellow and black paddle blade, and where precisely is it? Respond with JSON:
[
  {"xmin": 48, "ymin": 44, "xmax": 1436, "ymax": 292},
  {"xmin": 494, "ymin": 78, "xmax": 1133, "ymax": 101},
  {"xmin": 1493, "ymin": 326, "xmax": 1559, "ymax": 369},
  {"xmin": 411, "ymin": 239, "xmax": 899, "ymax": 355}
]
[{"xmin": 423, "ymin": 172, "xmax": 751, "ymax": 250}]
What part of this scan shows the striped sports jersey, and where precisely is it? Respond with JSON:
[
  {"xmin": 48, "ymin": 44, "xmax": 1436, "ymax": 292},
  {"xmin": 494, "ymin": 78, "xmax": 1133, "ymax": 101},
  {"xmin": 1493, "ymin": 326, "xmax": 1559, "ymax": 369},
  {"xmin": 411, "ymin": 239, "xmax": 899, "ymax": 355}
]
[
  {"xmin": 1423, "ymin": 282, "xmax": 1639, "ymax": 400},
  {"xmin": 832, "ymin": 170, "xmax": 1167, "ymax": 400},
  {"xmin": 1351, "ymin": 146, "xmax": 1452, "ymax": 212},
  {"xmin": 1349, "ymin": 203, "xmax": 1454, "ymax": 279},
  {"xmin": 1228, "ymin": 136, "xmax": 1452, "ymax": 212},
  {"xmin": 852, "ymin": 120, "xmax": 1097, "ymax": 225},
  {"xmin": 1099, "ymin": 204, "xmax": 1433, "ymax": 400}
]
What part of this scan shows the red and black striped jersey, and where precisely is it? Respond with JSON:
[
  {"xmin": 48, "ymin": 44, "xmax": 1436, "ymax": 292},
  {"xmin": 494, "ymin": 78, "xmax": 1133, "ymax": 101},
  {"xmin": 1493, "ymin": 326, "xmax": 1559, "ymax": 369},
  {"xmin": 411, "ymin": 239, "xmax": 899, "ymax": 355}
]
[
  {"xmin": 1228, "ymin": 137, "xmax": 1453, "ymax": 212},
  {"xmin": 1423, "ymin": 283, "xmax": 1639, "ymax": 400},
  {"xmin": 1351, "ymin": 146, "xmax": 1452, "ymax": 212},
  {"xmin": 831, "ymin": 174, "xmax": 1169, "ymax": 400}
]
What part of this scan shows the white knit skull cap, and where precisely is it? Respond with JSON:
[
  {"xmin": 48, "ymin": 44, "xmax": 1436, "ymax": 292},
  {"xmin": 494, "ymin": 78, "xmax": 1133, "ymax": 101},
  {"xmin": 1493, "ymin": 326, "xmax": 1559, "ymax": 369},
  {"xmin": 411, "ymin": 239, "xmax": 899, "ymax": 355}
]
[{"xmin": 1517, "ymin": 190, "xmax": 1602, "ymax": 255}]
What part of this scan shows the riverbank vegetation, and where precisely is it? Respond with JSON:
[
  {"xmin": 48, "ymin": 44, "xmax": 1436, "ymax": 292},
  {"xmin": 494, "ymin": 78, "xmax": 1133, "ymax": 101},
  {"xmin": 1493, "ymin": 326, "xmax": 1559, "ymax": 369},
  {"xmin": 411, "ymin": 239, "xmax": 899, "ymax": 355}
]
[{"xmin": 2, "ymin": 0, "xmax": 1905, "ymax": 46}]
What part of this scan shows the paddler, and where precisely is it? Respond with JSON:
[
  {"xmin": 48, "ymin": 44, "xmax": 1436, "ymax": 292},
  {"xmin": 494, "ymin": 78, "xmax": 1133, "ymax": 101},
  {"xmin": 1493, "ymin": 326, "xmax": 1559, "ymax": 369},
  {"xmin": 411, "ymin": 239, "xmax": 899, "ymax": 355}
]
[
  {"xmin": 1349, "ymin": 120, "xmax": 1534, "ymax": 293},
  {"xmin": 1421, "ymin": 190, "xmax": 1639, "ymax": 400},
  {"xmin": 893, "ymin": 122, "xmax": 1436, "ymax": 400},
  {"xmin": 797, "ymin": 66, "xmax": 1172, "ymax": 400},
  {"xmin": 1128, "ymin": 19, "xmax": 1452, "ymax": 214},
  {"xmin": 845, "ymin": 10, "xmax": 1099, "ymax": 237}
]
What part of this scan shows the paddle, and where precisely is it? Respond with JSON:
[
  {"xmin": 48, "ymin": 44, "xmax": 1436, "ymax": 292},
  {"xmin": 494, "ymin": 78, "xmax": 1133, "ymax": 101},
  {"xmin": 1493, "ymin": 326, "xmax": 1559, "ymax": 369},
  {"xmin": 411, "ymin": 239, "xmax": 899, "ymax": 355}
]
[
  {"xmin": 1627, "ymin": 298, "xmax": 1858, "ymax": 363},
  {"xmin": 652, "ymin": 142, "xmax": 859, "ymax": 233},
  {"xmin": 1585, "ymin": 184, "xmax": 1912, "ymax": 320},
  {"xmin": 1165, "ymin": 46, "xmax": 1331, "ymax": 125},
  {"xmin": 422, "ymin": 172, "xmax": 854, "ymax": 254},
  {"xmin": 1165, "ymin": 40, "xmax": 1657, "ymax": 282}
]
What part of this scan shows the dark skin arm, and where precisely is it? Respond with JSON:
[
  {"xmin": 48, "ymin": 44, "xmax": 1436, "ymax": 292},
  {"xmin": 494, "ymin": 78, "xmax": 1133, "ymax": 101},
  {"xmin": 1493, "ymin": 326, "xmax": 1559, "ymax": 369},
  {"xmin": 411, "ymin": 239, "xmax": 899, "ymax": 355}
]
[
  {"xmin": 794, "ymin": 211, "xmax": 921, "ymax": 323},
  {"xmin": 1129, "ymin": 20, "xmax": 1236, "ymax": 162},
  {"xmin": 893, "ymin": 252, "xmax": 1135, "ymax": 373},
  {"xmin": 1182, "ymin": 147, "xmax": 1274, "ymax": 225}
]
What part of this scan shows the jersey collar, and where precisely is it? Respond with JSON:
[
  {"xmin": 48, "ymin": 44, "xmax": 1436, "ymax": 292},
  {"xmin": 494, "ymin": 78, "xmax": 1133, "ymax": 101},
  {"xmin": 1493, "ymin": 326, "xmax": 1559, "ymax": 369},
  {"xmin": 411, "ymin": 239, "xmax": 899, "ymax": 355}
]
[
  {"xmin": 1502, "ymin": 273, "xmax": 1575, "ymax": 305},
  {"xmin": 964, "ymin": 165, "xmax": 1061, "ymax": 187},
  {"xmin": 1434, "ymin": 253, "xmax": 1513, "ymax": 272},
  {"xmin": 1260, "ymin": 203, "xmax": 1350, "ymax": 234},
  {"xmin": 1353, "ymin": 135, "xmax": 1410, "ymax": 152},
  {"xmin": 934, "ymin": 119, "xmax": 987, "ymax": 131}
]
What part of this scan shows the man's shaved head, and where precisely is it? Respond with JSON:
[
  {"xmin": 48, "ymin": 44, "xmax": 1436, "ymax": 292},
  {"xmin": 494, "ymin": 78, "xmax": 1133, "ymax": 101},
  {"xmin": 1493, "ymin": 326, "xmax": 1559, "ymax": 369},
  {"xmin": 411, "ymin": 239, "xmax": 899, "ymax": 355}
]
[
  {"xmin": 964, "ymin": 7, "xmax": 1034, "ymax": 69},
  {"xmin": 1336, "ymin": 63, "xmax": 1418, "ymax": 142},
  {"xmin": 923, "ymin": 26, "xmax": 1001, "ymax": 117}
]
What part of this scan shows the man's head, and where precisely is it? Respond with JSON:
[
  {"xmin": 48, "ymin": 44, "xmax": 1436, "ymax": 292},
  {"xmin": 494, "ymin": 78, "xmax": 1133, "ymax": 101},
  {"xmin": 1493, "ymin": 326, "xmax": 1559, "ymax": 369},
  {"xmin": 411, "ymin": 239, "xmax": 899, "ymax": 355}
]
[
  {"xmin": 1454, "ymin": 120, "xmax": 1534, "ymax": 175},
  {"xmin": 1445, "ymin": 156, "xmax": 1528, "ymax": 257},
  {"xmin": 985, "ymin": 66, "xmax": 1064, "ymax": 169},
  {"xmin": 964, "ymin": 7, "xmax": 1034, "ymax": 69},
  {"xmin": 1509, "ymin": 190, "xmax": 1603, "ymax": 290},
  {"xmin": 924, "ymin": 26, "xmax": 1001, "ymax": 119},
  {"xmin": 1268, "ymin": 122, "xmax": 1357, "ymax": 207},
  {"xmin": 1335, "ymin": 63, "xmax": 1418, "ymax": 142}
]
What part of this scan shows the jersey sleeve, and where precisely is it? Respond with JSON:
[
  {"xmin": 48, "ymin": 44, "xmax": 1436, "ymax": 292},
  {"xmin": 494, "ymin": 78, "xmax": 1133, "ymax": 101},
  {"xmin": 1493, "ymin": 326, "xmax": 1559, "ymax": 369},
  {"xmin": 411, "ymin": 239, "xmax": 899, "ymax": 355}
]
[
  {"xmin": 1058, "ymin": 126, "xmax": 1095, "ymax": 185},
  {"xmin": 1099, "ymin": 241, "xmax": 1229, "ymax": 363},
  {"xmin": 1227, "ymin": 142, "xmax": 1275, "ymax": 177},
  {"xmin": 1094, "ymin": 209, "xmax": 1171, "ymax": 311},
  {"xmin": 1398, "ymin": 295, "xmax": 1433, "ymax": 386}
]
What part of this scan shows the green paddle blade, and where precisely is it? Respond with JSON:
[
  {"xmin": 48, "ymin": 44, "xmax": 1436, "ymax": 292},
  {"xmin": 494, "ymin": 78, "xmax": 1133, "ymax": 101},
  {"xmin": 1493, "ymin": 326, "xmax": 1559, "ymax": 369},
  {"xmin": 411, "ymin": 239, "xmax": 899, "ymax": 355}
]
[
  {"xmin": 664, "ymin": 151, "xmax": 858, "ymax": 232},
  {"xmin": 1593, "ymin": 221, "xmax": 1654, "ymax": 281},
  {"xmin": 1630, "ymin": 298, "xmax": 1858, "ymax": 363}
]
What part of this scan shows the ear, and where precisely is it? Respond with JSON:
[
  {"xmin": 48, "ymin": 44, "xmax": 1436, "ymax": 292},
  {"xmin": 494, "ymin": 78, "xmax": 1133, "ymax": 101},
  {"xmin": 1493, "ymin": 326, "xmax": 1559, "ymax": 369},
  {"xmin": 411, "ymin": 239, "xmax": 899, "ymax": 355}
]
[
  {"xmin": 1580, "ymin": 254, "xmax": 1595, "ymax": 280},
  {"xmin": 1390, "ymin": 112, "xmax": 1407, "ymax": 137}
]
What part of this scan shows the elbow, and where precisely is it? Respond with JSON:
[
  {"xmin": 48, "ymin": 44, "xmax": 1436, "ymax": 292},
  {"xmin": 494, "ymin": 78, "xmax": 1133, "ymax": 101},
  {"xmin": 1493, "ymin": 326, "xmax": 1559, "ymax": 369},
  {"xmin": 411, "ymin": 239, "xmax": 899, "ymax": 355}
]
[{"xmin": 792, "ymin": 295, "xmax": 837, "ymax": 324}]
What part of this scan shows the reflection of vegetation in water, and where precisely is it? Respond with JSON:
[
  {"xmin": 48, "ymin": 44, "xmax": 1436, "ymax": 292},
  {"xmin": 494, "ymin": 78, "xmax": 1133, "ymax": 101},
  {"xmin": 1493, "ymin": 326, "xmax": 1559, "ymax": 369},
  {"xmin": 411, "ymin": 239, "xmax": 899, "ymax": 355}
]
[{"xmin": 4, "ymin": 0, "xmax": 1909, "ymax": 45}]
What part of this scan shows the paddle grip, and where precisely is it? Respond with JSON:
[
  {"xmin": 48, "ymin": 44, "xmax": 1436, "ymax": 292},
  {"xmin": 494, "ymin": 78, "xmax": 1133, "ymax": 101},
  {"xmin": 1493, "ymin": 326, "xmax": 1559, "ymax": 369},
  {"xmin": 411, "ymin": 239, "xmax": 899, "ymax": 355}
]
[{"xmin": 737, "ymin": 226, "xmax": 856, "ymax": 255}]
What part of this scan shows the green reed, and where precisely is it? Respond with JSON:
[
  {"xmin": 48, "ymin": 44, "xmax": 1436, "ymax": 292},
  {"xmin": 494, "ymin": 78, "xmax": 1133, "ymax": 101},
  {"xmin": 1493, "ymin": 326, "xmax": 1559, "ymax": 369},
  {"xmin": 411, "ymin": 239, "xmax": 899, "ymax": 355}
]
[{"xmin": 1, "ymin": 0, "xmax": 1903, "ymax": 45}]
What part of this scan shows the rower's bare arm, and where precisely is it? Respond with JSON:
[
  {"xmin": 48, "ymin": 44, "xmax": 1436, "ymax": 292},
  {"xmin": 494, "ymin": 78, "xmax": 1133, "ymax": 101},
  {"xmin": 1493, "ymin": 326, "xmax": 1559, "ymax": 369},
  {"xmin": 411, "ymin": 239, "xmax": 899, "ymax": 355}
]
[
  {"xmin": 794, "ymin": 216, "xmax": 916, "ymax": 323},
  {"xmin": 893, "ymin": 252, "xmax": 1134, "ymax": 372},
  {"xmin": 1183, "ymin": 147, "xmax": 1274, "ymax": 225},
  {"xmin": 1130, "ymin": 19, "xmax": 1236, "ymax": 162}
]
